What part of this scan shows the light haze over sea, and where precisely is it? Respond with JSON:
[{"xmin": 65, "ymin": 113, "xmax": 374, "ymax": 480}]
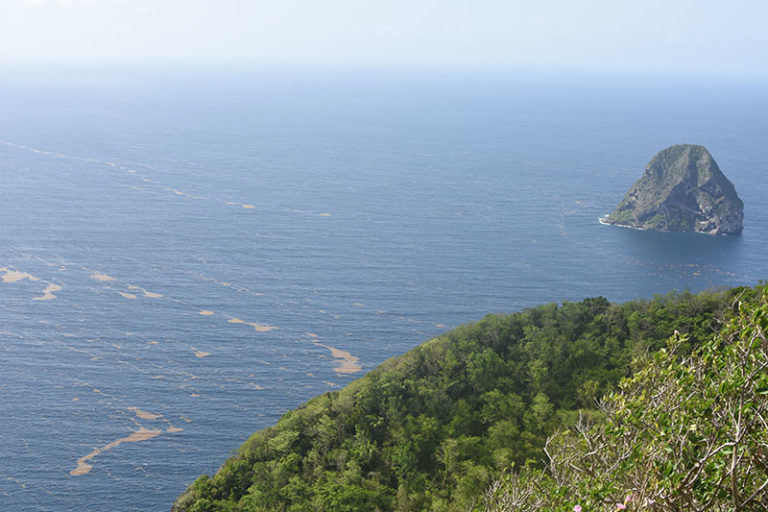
[{"xmin": 0, "ymin": 67, "xmax": 767, "ymax": 510}]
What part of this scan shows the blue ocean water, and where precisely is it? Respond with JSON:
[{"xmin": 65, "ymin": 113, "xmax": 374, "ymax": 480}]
[{"xmin": 0, "ymin": 67, "xmax": 766, "ymax": 511}]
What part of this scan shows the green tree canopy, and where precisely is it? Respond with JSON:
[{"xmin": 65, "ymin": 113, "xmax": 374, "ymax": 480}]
[
  {"xmin": 173, "ymin": 285, "xmax": 763, "ymax": 512},
  {"xmin": 481, "ymin": 295, "xmax": 768, "ymax": 511}
]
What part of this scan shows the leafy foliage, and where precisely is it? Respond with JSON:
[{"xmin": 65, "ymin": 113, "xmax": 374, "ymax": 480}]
[
  {"xmin": 173, "ymin": 286, "xmax": 761, "ymax": 512},
  {"xmin": 481, "ymin": 294, "xmax": 768, "ymax": 511}
]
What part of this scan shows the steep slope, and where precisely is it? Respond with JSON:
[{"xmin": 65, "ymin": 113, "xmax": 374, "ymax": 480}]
[
  {"xmin": 173, "ymin": 286, "xmax": 763, "ymax": 512},
  {"xmin": 602, "ymin": 144, "xmax": 743, "ymax": 235},
  {"xmin": 480, "ymin": 296, "xmax": 768, "ymax": 511}
]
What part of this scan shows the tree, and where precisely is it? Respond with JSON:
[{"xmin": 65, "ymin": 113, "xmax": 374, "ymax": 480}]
[{"xmin": 481, "ymin": 297, "xmax": 768, "ymax": 511}]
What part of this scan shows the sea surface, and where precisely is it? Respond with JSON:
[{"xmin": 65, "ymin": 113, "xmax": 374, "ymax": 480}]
[{"xmin": 0, "ymin": 66, "xmax": 766, "ymax": 511}]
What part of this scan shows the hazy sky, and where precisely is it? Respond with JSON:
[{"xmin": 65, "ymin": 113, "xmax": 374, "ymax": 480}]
[{"xmin": 1, "ymin": 0, "xmax": 766, "ymax": 74}]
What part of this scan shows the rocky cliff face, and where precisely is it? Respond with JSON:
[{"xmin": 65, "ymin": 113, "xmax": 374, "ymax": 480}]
[{"xmin": 602, "ymin": 144, "xmax": 743, "ymax": 235}]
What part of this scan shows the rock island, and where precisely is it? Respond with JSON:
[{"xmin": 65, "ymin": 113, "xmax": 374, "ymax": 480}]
[{"xmin": 602, "ymin": 144, "xmax": 743, "ymax": 235}]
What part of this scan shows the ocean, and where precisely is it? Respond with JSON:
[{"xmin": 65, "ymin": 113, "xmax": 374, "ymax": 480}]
[{"xmin": 0, "ymin": 66, "xmax": 766, "ymax": 510}]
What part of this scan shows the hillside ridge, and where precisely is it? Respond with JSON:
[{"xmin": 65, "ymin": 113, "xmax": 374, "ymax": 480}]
[{"xmin": 173, "ymin": 285, "xmax": 764, "ymax": 511}]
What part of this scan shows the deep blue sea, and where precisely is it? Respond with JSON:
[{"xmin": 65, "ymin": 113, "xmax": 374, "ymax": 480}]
[{"xmin": 0, "ymin": 66, "xmax": 766, "ymax": 511}]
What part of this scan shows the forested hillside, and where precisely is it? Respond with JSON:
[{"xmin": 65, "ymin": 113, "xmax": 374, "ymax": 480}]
[
  {"xmin": 480, "ymin": 295, "xmax": 768, "ymax": 510},
  {"xmin": 173, "ymin": 285, "xmax": 765, "ymax": 511}
]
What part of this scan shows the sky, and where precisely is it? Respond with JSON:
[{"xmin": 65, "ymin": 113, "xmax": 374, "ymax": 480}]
[{"xmin": 0, "ymin": 0, "xmax": 767, "ymax": 75}]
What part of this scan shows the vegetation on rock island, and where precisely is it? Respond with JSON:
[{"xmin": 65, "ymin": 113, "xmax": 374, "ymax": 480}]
[
  {"xmin": 173, "ymin": 284, "xmax": 766, "ymax": 512},
  {"xmin": 602, "ymin": 144, "xmax": 744, "ymax": 235}
]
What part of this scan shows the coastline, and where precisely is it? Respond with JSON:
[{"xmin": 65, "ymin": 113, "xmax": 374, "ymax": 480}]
[
  {"xmin": 598, "ymin": 216, "xmax": 739, "ymax": 237},
  {"xmin": 597, "ymin": 216, "xmax": 648, "ymax": 232}
]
